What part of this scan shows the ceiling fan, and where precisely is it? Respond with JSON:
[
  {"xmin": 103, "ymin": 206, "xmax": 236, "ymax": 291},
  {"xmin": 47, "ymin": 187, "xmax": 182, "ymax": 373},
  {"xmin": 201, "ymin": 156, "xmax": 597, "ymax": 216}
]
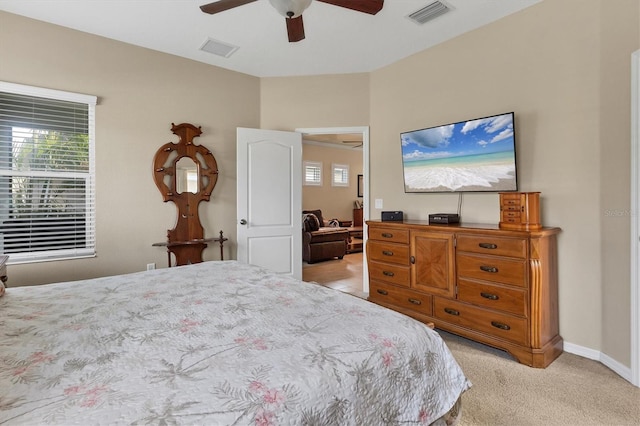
[{"xmin": 200, "ymin": 0, "xmax": 384, "ymax": 43}]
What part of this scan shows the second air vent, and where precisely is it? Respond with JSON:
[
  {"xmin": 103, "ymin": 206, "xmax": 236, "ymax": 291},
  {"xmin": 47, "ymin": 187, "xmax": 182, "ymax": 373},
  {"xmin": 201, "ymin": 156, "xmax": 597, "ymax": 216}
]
[
  {"xmin": 200, "ymin": 38, "xmax": 239, "ymax": 58},
  {"xmin": 408, "ymin": 1, "xmax": 451, "ymax": 25}
]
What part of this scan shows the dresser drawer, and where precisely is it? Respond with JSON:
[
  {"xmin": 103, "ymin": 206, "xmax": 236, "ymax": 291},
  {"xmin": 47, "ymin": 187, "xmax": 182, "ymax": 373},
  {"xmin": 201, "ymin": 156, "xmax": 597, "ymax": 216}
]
[
  {"xmin": 369, "ymin": 281, "xmax": 432, "ymax": 316},
  {"xmin": 433, "ymin": 297, "xmax": 528, "ymax": 346},
  {"xmin": 456, "ymin": 253, "xmax": 526, "ymax": 287},
  {"xmin": 501, "ymin": 217, "xmax": 522, "ymax": 225},
  {"xmin": 456, "ymin": 234, "xmax": 527, "ymax": 259},
  {"xmin": 500, "ymin": 193, "xmax": 522, "ymax": 206},
  {"xmin": 457, "ymin": 278, "xmax": 526, "ymax": 316},
  {"xmin": 502, "ymin": 205, "xmax": 521, "ymax": 212},
  {"xmin": 368, "ymin": 227, "xmax": 410, "ymax": 244},
  {"xmin": 367, "ymin": 241, "xmax": 410, "ymax": 265},
  {"xmin": 501, "ymin": 210, "xmax": 521, "ymax": 219},
  {"xmin": 368, "ymin": 260, "xmax": 410, "ymax": 287}
]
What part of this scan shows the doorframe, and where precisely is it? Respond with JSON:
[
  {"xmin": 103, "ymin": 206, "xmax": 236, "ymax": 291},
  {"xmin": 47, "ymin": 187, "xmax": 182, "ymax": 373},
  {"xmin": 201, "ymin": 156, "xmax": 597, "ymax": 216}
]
[
  {"xmin": 296, "ymin": 126, "xmax": 370, "ymax": 293},
  {"xmin": 630, "ymin": 49, "xmax": 640, "ymax": 387}
]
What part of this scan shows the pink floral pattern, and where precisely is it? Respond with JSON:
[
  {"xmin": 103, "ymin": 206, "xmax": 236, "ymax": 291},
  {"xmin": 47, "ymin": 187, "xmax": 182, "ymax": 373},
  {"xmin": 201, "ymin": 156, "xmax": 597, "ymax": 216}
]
[{"xmin": 0, "ymin": 261, "xmax": 469, "ymax": 425}]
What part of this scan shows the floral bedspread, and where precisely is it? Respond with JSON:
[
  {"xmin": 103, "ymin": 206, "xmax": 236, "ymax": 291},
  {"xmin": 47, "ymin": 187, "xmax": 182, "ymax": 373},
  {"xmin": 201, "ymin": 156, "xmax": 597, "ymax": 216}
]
[{"xmin": 0, "ymin": 261, "xmax": 470, "ymax": 425}]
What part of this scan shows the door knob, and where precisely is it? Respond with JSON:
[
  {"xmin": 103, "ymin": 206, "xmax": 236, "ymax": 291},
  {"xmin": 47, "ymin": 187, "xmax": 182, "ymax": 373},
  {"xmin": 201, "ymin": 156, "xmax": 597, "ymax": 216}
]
[{"xmin": 240, "ymin": 219, "xmax": 247, "ymax": 225}]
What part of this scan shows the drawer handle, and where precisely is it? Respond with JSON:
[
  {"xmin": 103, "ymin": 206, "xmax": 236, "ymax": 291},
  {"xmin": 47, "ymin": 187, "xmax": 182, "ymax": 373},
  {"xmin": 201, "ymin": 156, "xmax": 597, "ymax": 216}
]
[
  {"xmin": 480, "ymin": 265, "xmax": 498, "ymax": 273},
  {"xmin": 491, "ymin": 321, "xmax": 511, "ymax": 331},
  {"xmin": 381, "ymin": 233, "xmax": 393, "ymax": 238},
  {"xmin": 444, "ymin": 307, "xmax": 460, "ymax": 316},
  {"xmin": 480, "ymin": 292, "xmax": 499, "ymax": 300},
  {"xmin": 408, "ymin": 298, "xmax": 422, "ymax": 305},
  {"xmin": 382, "ymin": 250, "xmax": 394, "ymax": 256},
  {"xmin": 479, "ymin": 243, "xmax": 497, "ymax": 249},
  {"xmin": 376, "ymin": 289, "xmax": 388, "ymax": 296},
  {"xmin": 382, "ymin": 271, "xmax": 395, "ymax": 277},
  {"xmin": 410, "ymin": 255, "xmax": 415, "ymax": 264}
]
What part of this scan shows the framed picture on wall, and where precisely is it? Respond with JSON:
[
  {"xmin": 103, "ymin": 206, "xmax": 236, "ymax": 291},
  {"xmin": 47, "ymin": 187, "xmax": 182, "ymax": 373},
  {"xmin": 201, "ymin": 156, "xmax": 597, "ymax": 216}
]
[{"xmin": 357, "ymin": 174, "xmax": 363, "ymax": 198}]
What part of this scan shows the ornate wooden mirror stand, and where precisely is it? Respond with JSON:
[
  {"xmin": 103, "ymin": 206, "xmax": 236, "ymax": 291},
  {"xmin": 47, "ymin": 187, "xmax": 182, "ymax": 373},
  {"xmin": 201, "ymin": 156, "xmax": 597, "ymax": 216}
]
[{"xmin": 152, "ymin": 123, "xmax": 227, "ymax": 266}]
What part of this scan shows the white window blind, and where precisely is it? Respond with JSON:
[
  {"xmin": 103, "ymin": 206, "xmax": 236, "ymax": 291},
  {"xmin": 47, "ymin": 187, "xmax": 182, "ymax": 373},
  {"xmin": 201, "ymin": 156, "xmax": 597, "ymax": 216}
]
[
  {"xmin": 332, "ymin": 163, "xmax": 349, "ymax": 187},
  {"xmin": 0, "ymin": 82, "xmax": 97, "ymax": 263},
  {"xmin": 303, "ymin": 161, "xmax": 322, "ymax": 186}
]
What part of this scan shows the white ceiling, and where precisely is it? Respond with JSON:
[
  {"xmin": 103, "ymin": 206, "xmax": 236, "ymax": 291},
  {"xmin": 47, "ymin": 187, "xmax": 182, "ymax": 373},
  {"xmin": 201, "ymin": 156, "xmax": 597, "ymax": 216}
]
[{"xmin": 0, "ymin": 0, "xmax": 540, "ymax": 78}]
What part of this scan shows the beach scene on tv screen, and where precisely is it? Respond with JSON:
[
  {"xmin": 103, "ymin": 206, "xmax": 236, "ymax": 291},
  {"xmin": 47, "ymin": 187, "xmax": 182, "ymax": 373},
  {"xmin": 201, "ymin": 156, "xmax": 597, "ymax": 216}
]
[{"xmin": 401, "ymin": 113, "xmax": 517, "ymax": 192}]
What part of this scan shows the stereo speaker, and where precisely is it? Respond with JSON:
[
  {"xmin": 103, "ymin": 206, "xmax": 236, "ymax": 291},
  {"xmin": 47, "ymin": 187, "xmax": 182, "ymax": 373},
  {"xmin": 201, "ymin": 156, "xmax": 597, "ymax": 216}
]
[
  {"xmin": 381, "ymin": 211, "xmax": 403, "ymax": 221},
  {"xmin": 428, "ymin": 213, "xmax": 460, "ymax": 224}
]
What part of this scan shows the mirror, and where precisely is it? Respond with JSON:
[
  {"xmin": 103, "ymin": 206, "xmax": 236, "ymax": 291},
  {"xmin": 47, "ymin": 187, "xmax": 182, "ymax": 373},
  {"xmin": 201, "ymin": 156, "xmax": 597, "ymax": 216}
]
[{"xmin": 176, "ymin": 157, "xmax": 198, "ymax": 194}]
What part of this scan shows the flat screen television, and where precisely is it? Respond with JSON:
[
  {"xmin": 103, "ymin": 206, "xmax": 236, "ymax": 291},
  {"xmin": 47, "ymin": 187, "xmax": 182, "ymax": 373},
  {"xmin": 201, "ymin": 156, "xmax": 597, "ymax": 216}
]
[{"xmin": 400, "ymin": 112, "xmax": 518, "ymax": 193}]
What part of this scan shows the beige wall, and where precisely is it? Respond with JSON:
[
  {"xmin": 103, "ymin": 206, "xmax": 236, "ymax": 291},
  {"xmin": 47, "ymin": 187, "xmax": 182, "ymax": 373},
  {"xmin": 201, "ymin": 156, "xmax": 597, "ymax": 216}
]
[
  {"xmin": 2, "ymin": 0, "xmax": 639, "ymax": 371},
  {"xmin": 259, "ymin": 1, "xmax": 639, "ymax": 368},
  {"xmin": 369, "ymin": 0, "xmax": 638, "ymax": 366},
  {"xmin": 0, "ymin": 11, "xmax": 260, "ymax": 286},
  {"xmin": 599, "ymin": 0, "xmax": 639, "ymax": 369},
  {"xmin": 259, "ymin": 74, "xmax": 370, "ymax": 130},
  {"xmin": 302, "ymin": 143, "xmax": 363, "ymax": 222}
]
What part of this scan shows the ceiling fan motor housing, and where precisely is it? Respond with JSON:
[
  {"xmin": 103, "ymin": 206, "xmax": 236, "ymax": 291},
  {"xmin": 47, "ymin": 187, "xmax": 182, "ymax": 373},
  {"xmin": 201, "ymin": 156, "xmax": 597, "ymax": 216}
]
[{"xmin": 269, "ymin": 0, "xmax": 312, "ymax": 18}]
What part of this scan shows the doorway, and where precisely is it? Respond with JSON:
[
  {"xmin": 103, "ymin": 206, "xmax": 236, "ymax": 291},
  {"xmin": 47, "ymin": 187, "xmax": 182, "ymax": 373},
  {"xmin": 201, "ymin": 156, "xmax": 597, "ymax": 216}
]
[{"xmin": 297, "ymin": 126, "xmax": 370, "ymax": 295}]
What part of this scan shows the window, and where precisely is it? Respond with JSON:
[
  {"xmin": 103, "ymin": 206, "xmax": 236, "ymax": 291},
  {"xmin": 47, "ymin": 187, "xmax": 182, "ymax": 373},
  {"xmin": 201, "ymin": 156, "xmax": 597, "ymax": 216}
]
[
  {"xmin": 0, "ymin": 82, "xmax": 97, "ymax": 263},
  {"xmin": 332, "ymin": 163, "xmax": 349, "ymax": 187},
  {"xmin": 303, "ymin": 161, "xmax": 322, "ymax": 186}
]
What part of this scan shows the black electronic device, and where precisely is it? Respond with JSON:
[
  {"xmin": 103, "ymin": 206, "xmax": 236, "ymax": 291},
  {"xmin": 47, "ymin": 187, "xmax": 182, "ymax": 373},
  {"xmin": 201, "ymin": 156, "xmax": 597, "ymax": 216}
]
[
  {"xmin": 428, "ymin": 213, "xmax": 460, "ymax": 224},
  {"xmin": 381, "ymin": 211, "xmax": 403, "ymax": 221}
]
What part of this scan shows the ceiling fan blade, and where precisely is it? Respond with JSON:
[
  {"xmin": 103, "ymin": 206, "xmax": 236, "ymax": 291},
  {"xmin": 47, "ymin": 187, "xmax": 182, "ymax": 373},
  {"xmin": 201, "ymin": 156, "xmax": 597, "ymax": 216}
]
[
  {"xmin": 286, "ymin": 16, "xmax": 305, "ymax": 43},
  {"xmin": 316, "ymin": 0, "xmax": 384, "ymax": 15},
  {"xmin": 200, "ymin": 0, "xmax": 257, "ymax": 14}
]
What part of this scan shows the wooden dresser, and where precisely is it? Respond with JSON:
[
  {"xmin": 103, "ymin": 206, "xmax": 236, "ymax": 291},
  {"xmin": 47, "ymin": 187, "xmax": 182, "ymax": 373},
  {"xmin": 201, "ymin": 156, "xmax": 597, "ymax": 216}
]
[{"xmin": 367, "ymin": 220, "xmax": 562, "ymax": 368}]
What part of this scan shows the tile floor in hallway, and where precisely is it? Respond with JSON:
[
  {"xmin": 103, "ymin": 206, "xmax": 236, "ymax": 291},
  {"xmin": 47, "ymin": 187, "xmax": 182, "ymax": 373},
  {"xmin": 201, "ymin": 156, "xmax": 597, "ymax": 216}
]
[{"xmin": 302, "ymin": 251, "xmax": 367, "ymax": 299}]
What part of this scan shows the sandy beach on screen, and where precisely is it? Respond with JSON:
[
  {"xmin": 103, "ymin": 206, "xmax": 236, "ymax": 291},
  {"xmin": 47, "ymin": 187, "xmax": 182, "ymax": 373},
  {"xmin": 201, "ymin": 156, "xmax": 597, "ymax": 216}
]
[{"xmin": 404, "ymin": 163, "xmax": 516, "ymax": 192}]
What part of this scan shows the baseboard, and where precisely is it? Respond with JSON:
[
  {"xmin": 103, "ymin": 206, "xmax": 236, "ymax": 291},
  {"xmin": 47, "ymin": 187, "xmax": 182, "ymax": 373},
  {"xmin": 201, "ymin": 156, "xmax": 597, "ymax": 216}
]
[
  {"xmin": 564, "ymin": 341, "xmax": 634, "ymax": 385},
  {"xmin": 563, "ymin": 341, "xmax": 600, "ymax": 361}
]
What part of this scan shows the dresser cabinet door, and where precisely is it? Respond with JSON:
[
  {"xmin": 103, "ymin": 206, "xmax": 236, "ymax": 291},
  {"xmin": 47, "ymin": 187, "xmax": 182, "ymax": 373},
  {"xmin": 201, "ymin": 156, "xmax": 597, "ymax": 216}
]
[{"xmin": 410, "ymin": 231, "xmax": 455, "ymax": 297}]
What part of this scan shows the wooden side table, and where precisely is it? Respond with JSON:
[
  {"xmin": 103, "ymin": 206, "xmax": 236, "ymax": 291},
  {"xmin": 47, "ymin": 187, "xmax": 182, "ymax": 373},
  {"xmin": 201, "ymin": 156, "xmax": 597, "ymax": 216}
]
[
  {"xmin": 353, "ymin": 208, "xmax": 363, "ymax": 227},
  {"xmin": 153, "ymin": 230, "xmax": 227, "ymax": 267},
  {"xmin": 346, "ymin": 227, "xmax": 364, "ymax": 253}
]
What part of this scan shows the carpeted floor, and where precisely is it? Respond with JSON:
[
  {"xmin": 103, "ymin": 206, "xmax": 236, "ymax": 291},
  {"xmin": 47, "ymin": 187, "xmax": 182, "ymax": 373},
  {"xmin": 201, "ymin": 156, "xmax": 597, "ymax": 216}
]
[{"xmin": 438, "ymin": 330, "xmax": 640, "ymax": 425}]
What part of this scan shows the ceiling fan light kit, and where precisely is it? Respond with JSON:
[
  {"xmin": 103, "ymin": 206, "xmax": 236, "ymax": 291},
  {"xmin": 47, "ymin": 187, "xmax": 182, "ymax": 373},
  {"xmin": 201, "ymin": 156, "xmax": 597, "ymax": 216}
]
[
  {"xmin": 269, "ymin": 0, "xmax": 312, "ymax": 18},
  {"xmin": 200, "ymin": 0, "xmax": 384, "ymax": 43}
]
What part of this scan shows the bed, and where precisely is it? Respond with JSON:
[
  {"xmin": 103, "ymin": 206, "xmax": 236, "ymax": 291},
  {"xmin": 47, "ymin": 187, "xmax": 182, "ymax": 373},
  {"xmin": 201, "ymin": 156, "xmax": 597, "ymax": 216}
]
[{"xmin": 0, "ymin": 261, "xmax": 470, "ymax": 425}]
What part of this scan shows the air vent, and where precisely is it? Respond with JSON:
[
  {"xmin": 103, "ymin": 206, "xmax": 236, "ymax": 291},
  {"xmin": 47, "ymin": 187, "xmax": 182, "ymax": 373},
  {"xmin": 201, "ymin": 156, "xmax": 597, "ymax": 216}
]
[
  {"xmin": 407, "ymin": 1, "xmax": 451, "ymax": 25},
  {"xmin": 200, "ymin": 38, "xmax": 239, "ymax": 58}
]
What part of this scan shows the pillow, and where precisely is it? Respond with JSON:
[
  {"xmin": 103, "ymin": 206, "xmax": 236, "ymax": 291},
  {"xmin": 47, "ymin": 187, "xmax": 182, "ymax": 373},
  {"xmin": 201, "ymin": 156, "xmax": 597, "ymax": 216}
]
[
  {"xmin": 328, "ymin": 219, "xmax": 340, "ymax": 227},
  {"xmin": 0, "ymin": 281, "xmax": 5, "ymax": 298},
  {"xmin": 302, "ymin": 209, "xmax": 324, "ymax": 227},
  {"xmin": 302, "ymin": 213, "xmax": 320, "ymax": 232}
]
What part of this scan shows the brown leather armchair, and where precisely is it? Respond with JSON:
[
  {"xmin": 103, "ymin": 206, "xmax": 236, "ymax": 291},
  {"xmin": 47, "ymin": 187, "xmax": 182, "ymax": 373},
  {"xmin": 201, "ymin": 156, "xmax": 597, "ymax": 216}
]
[{"xmin": 302, "ymin": 210, "xmax": 349, "ymax": 263}]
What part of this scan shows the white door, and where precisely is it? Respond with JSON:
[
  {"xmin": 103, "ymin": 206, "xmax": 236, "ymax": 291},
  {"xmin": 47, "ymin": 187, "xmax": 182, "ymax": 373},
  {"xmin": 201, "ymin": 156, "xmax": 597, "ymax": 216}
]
[{"xmin": 237, "ymin": 128, "xmax": 302, "ymax": 279}]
